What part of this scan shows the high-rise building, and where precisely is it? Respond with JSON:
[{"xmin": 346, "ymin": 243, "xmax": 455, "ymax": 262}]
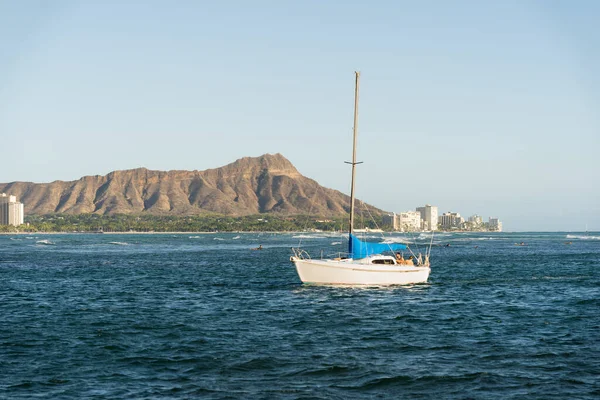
[
  {"xmin": 468, "ymin": 215, "xmax": 483, "ymax": 225},
  {"xmin": 0, "ymin": 193, "xmax": 24, "ymax": 226},
  {"xmin": 382, "ymin": 213, "xmax": 398, "ymax": 230},
  {"xmin": 398, "ymin": 211, "xmax": 422, "ymax": 232},
  {"xmin": 416, "ymin": 204, "xmax": 438, "ymax": 231},
  {"xmin": 488, "ymin": 217, "xmax": 503, "ymax": 232},
  {"xmin": 467, "ymin": 214, "xmax": 483, "ymax": 230},
  {"xmin": 439, "ymin": 212, "xmax": 464, "ymax": 230}
]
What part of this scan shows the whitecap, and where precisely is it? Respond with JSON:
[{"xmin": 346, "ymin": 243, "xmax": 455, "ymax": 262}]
[
  {"xmin": 381, "ymin": 238, "xmax": 410, "ymax": 244},
  {"xmin": 36, "ymin": 239, "xmax": 55, "ymax": 245},
  {"xmin": 292, "ymin": 234, "xmax": 327, "ymax": 239},
  {"xmin": 566, "ymin": 234, "xmax": 600, "ymax": 240}
]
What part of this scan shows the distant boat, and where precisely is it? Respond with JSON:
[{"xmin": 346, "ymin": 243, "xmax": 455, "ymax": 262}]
[{"xmin": 290, "ymin": 72, "xmax": 431, "ymax": 285}]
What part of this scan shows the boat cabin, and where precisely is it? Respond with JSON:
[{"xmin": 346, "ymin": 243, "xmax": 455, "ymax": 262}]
[{"xmin": 359, "ymin": 255, "xmax": 399, "ymax": 265}]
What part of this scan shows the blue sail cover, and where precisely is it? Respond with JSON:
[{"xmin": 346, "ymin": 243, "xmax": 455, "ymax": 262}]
[{"xmin": 348, "ymin": 234, "xmax": 407, "ymax": 259}]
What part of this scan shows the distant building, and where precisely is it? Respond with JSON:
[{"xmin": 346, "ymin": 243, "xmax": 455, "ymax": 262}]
[
  {"xmin": 416, "ymin": 204, "xmax": 438, "ymax": 231},
  {"xmin": 488, "ymin": 217, "xmax": 503, "ymax": 232},
  {"xmin": 468, "ymin": 215, "xmax": 483, "ymax": 225},
  {"xmin": 398, "ymin": 211, "xmax": 422, "ymax": 232},
  {"xmin": 382, "ymin": 213, "xmax": 398, "ymax": 230},
  {"xmin": 439, "ymin": 212, "xmax": 464, "ymax": 230},
  {"xmin": 466, "ymin": 214, "xmax": 483, "ymax": 230},
  {"xmin": 0, "ymin": 193, "xmax": 24, "ymax": 226}
]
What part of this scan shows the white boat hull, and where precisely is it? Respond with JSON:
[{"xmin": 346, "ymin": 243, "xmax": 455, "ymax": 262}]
[{"xmin": 291, "ymin": 257, "xmax": 430, "ymax": 285}]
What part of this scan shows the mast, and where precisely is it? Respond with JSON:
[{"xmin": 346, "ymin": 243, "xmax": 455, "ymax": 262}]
[{"xmin": 349, "ymin": 71, "xmax": 360, "ymax": 236}]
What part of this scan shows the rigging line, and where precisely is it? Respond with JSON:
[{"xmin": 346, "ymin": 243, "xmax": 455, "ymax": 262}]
[
  {"xmin": 427, "ymin": 230, "xmax": 435, "ymax": 259},
  {"xmin": 360, "ymin": 200, "xmax": 404, "ymax": 255},
  {"xmin": 407, "ymin": 229, "xmax": 422, "ymax": 259}
]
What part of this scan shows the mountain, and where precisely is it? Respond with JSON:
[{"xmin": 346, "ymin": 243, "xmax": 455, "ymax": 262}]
[{"xmin": 0, "ymin": 154, "xmax": 384, "ymax": 217}]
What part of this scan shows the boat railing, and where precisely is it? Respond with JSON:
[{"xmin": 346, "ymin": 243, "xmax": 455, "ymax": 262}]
[
  {"xmin": 291, "ymin": 248, "xmax": 353, "ymax": 261},
  {"xmin": 324, "ymin": 251, "xmax": 351, "ymax": 260},
  {"xmin": 291, "ymin": 248, "xmax": 311, "ymax": 260}
]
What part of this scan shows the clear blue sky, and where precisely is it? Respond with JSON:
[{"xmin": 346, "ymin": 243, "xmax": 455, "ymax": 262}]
[{"xmin": 1, "ymin": 0, "xmax": 598, "ymax": 231}]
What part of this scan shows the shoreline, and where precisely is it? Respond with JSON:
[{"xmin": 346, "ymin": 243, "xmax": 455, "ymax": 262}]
[
  {"xmin": 0, "ymin": 230, "xmax": 593, "ymax": 235},
  {"xmin": 0, "ymin": 231, "xmax": 296, "ymax": 235}
]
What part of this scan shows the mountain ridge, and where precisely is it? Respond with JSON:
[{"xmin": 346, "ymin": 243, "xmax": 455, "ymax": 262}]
[{"xmin": 0, "ymin": 154, "xmax": 384, "ymax": 217}]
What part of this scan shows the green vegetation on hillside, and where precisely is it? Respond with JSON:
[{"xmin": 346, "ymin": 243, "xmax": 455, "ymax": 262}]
[{"xmin": 0, "ymin": 213, "xmax": 385, "ymax": 233}]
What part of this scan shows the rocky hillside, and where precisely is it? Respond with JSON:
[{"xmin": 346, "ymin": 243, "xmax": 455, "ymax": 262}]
[{"xmin": 0, "ymin": 154, "xmax": 383, "ymax": 216}]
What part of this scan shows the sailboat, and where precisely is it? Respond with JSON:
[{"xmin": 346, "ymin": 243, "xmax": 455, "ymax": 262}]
[{"xmin": 290, "ymin": 72, "xmax": 431, "ymax": 285}]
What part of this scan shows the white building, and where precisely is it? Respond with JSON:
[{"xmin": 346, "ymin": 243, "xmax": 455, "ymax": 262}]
[
  {"xmin": 0, "ymin": 193, "xmax": 24, "ymax": 226},
  {"xmin": 489, "ymin": 217, "xmax": 503, "ymax": 232},
  {"xmin": 439, "ymin": 212, "xmax": 464, "ymax": 230},
  {"xmin": 468, "ymin": 215, "xmax": 483, "ymax": 225},
  {"xmin": 398, "ymin": 211, "xmax": 422, "ymax": 232},
  {"xmin": 416, "ymin": 204, "xmax": 438, "ymax": 231},
  {"xmin": 467, "ymin": 214, "xmax": 483, "ymax": 230}
]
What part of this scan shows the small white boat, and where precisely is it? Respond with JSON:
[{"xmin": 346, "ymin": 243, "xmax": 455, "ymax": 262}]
[
  {"xmin": 292, "ymin": 254, "xmax": 430, "ymax": 285},
  {"xmin": 290, "ymin": 72, "xmax": 431, "ymax": 285}
]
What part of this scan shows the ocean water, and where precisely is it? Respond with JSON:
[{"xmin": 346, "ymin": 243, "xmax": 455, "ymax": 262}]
[{"xmin": 0, "ymin": 232, "xmax": 598, "ymax": 399}]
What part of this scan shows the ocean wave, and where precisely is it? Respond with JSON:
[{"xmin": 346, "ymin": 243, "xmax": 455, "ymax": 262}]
[
  {"xmin": 416, "ymin": 233, "xmax": 449, "ymax": 240},
  {"xmin": 189, "ymin": 236, "xmax": 201, "ymax": 239},
  {"xmin": 232, "ymin": 236, "xmax": 241, "ymax": 240},
  {"xmin": 331, "ymin": 241, "xmax": 342, "ymax": 245},
  {"xmin": 108, "ymin": 242, "xmax": 129, "ymax": 246},
  {"xmin": 292, "ymin": 234, "xmax": 327, "ymax": 239},
  {"xmin": 452, "ymin": 237, "xmax": 498, "ymax": 242},
  {"xmin": 36, "ymin": 239, "xmax": 55, "ymax": 246},
  {"xmin": 381, "ymin": 238, "xmax": 410, "ymax": 244},
  {"xmin": 566, "ymin": 234, "xmax": 600, "ymax": 240}
]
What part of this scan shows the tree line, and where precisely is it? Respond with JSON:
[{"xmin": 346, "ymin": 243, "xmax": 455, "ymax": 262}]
[{"xmin": 0, "ymin": 213, "xmax": 384, "ymax": 233}]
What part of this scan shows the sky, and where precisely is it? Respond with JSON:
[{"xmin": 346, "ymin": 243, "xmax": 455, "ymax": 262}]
[{"xmin": 0, "ymin": 0, "xmax": 598, "ymax": 231}]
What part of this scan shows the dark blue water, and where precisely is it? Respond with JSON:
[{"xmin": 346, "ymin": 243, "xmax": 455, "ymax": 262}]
[{"xmin": 1, "ymin": 232, "xmax": 598, "ymax": 399}]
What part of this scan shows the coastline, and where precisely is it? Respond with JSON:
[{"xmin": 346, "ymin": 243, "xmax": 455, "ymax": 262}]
[{"xmin": 1, "ymin": 230, "xmax": 594, "ymax": 235}]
